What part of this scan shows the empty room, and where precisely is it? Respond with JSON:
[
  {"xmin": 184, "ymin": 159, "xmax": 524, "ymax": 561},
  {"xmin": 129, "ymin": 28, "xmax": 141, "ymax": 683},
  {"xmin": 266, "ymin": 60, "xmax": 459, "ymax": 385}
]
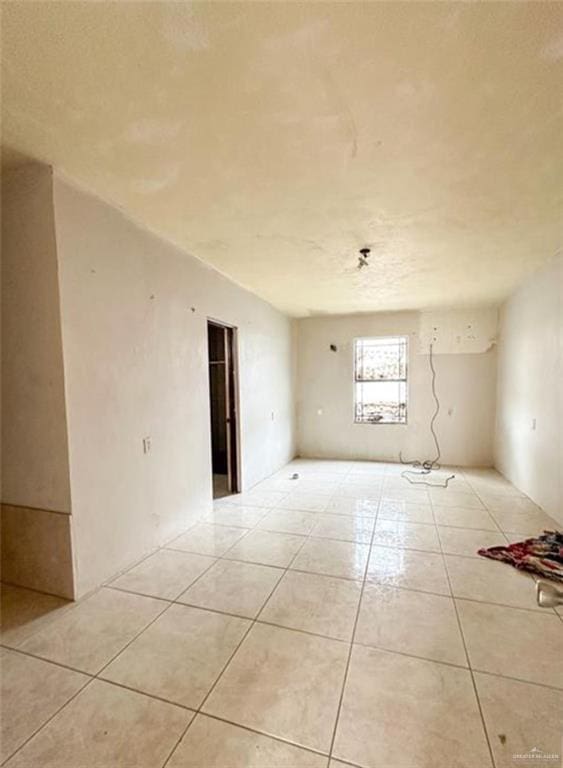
[{"xmin": 1, "ymin": 2, "xmax": 562, "ymax": 767}]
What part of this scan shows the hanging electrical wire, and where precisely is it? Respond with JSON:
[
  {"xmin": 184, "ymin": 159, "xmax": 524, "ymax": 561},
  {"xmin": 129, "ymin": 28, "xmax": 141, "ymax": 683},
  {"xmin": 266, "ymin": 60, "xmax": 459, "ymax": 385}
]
[{"xmin": 399, "ymin": 341, "xmax": 455, "ymax": 488}]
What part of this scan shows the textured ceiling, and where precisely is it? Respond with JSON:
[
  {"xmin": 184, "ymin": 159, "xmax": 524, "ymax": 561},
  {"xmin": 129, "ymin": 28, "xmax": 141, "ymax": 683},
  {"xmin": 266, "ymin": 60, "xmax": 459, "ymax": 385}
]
[{"xmin": 2, "ymin": 2, "xmax": 562, "ymax": 316}]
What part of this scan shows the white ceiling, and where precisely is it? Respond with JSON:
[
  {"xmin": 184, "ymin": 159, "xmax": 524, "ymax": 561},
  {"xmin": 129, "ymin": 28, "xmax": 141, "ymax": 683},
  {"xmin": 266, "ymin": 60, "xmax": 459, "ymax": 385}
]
[{"xmin": 2, "ymin": 2, "xmax": 562, "ymax": 316}]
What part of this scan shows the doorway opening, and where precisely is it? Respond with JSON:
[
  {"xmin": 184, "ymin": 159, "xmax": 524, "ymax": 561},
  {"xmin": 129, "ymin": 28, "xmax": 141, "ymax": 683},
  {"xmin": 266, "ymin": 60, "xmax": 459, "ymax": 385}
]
[{"xmin": 207, "ymin": 320, "xmax": 240, "ymax": 499}]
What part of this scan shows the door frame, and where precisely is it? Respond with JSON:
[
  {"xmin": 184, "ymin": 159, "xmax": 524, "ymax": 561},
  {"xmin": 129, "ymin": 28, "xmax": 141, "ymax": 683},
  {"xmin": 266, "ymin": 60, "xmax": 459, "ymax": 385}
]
[{"xmin": 207, "ymin": 318, "xmax": 241, "ymax": 495}]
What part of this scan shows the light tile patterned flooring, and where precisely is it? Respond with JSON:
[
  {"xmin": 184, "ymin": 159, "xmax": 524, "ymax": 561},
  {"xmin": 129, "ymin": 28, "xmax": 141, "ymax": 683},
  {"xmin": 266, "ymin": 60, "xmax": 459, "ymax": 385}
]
[{"xmin": 1, "ymin": 460, "xmax": 562, "ymax": 767}]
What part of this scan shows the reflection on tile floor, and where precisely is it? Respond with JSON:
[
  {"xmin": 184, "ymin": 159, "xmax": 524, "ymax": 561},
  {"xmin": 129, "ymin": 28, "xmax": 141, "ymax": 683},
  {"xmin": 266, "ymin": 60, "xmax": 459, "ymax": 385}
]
[{"xmin": 1, "ymin": 459, "xmax": 562, "ymax": 767}]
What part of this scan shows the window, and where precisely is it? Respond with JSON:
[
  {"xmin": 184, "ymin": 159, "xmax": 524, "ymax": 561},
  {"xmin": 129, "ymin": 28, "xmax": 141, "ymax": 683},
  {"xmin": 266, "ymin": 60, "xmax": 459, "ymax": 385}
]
[{"xmin": 354, "ymin": 336, "xmax": 408, "ymax": 424}]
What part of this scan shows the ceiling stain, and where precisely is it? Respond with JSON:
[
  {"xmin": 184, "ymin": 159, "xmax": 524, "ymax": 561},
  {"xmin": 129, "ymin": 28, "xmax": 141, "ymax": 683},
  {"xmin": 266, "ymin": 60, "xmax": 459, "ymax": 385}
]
[
  {"xmin": 125, "ymin": 118, "xmax": 185, "ymax": 146},
  {"xmin": 160, "ymin": 3, "xmax": 209, "ymax": 53},
  {"xmin": 541, "ymin": 32, "xmax": 563, "ymax": 61}
]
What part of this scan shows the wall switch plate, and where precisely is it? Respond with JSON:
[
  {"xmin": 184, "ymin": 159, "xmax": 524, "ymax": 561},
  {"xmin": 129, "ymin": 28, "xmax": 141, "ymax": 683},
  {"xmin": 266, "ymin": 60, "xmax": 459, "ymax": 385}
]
[
  {"xmin": 531, "ymin": 418, "xmax": 536, "ymax": 431},
  {"xmin": 143, "ymin": 436, "xmax": 152, "ymax": 454}
]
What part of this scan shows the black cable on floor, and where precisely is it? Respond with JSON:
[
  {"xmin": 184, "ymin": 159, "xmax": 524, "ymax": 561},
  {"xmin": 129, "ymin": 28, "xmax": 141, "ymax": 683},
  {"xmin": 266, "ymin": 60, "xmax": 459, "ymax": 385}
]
[{"xmin": 399, "ymin": 342, "xmax": 455, "ymax": 489}]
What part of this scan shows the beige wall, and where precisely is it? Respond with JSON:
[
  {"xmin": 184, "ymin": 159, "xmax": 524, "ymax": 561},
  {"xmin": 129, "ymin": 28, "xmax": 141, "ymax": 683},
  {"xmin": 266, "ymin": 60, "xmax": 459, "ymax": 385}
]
[
  {"xmin": 1, "ymin": 165, "xmax": 71, "ymax": 512},
  {"xmin": 52, "ymin": 175, "xmax": 296, "ymax": 597},
  {"xmin": 495, "ymin": 256, "xmax": 563, "ymax": 525},
  {"xmin": 296, "ymin": 310, "xmax": 497, "ymax": 467}
]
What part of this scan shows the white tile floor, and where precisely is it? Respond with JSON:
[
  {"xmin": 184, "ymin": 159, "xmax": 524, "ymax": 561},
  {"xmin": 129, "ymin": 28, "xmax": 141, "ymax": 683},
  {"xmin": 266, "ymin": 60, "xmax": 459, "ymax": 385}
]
[{"xmin": 1, "ymin": 459, "xmax": 562, "ymax": 767}]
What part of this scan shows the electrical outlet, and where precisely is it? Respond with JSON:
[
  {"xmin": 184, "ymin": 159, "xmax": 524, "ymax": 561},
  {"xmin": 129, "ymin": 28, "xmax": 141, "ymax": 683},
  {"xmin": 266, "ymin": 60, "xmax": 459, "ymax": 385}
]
[{"xmin": 143, "ymin": 436, "xmax": 152, "ymax": 454}]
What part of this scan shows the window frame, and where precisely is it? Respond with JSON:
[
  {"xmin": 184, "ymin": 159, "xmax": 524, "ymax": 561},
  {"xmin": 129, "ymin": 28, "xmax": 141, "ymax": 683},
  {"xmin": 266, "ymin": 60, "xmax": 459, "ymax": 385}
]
[{"xmin": 352, "ymin": 335, "xmax": 409, "ymax": 426}]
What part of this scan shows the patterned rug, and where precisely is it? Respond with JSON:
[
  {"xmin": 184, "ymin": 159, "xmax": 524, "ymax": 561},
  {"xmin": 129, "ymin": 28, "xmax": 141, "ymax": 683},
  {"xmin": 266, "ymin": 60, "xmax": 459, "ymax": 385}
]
[{"xmin": 478, "ymin": 530, "xmax": 563, "ymax": 582}]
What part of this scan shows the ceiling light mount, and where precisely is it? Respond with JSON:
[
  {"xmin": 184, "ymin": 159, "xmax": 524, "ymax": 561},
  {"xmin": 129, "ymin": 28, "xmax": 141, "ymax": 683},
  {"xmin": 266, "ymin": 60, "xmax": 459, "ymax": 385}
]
[{"xmin": 358, "ymin": 247, "xmax": 371, "ymax": 269}]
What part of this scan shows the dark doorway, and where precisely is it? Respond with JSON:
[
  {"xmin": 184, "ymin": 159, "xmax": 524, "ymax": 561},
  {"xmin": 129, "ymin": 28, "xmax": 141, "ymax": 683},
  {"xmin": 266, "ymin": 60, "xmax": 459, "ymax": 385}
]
[{"xmin": 207, "ymin": 320, "xmax": 240, "ymax": 498}]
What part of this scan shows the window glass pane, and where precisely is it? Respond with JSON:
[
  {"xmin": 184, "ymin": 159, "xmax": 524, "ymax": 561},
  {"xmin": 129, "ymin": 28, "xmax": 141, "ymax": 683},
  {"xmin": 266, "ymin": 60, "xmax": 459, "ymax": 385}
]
[
  {"xmin": 354, "ymin": 380, "xmax": 407, "ymax": 423},
  {"xmin": 355, "ymin": 336, "xmax": 407, "ymax": 381}
]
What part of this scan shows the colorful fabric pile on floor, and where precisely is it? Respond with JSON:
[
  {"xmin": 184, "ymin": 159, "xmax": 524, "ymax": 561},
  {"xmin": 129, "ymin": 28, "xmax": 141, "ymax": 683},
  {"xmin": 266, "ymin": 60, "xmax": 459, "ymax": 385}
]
[{"xmin": 478, "ymin": 530, "xmax": 563, "ymax": 582}]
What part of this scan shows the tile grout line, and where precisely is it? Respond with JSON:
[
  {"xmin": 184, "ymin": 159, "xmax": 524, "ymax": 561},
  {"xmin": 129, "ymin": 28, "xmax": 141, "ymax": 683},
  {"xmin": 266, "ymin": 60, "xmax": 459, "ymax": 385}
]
[
  {"xmin": 4, "ymin": 463, "xmax": 558, "ymax": 767},
  {"xmin": 0, "ymin": 644, "xmax": 97, "ymax": 677},
  {"xmin": 6, "ymin": 614, "xmax": 562, "ymax": 700},
  {"xmin": 1, "ymin": 553, "xmax": 225, "ymax": 767},
  {"xmin": 3, "ymin": 655, "xmax": 336, "ymax": 767},
  {"xmin": 0, "ymin": 593, "xmax": 76, "ymax": 649},
  {"xmin": 85, "ymin": 575, "xmax": 561, "ymax": 661},
  {"xmin": 429, "ymin": 490, "xmax": 497, "ymax": 768},
  {"xmin": 462, "ymin": 473, "xmax": 559, "ymax": 618},
  {"xmin": 3, "ymin": 595, "xmax": 177, "ymax": 766},
  {"xmin": 160, "ymin": 499, "xmax": 319, "ymax": 768},
  {"xmin": 94, "ymin": 549, "xmax": 226, "ymax": 677},
  {"xmin": 176, "ymin": 468, "xmax": 363, "ymax": 766},
  {"xmin": 3, "ymin": 483, "xmax": 554, "ymax": 633},
  {"xmin": 104, "ymin": 584, "xmax": 174, "ymax": 603},
  {"xmin": 89, "ymin": 676, "xmax": 196, "ymax": 713},
  {"xmin": 108, "ymin": 569, "xmax": 551, "ymax": 621},
  {"xmin": 181, "ymin": 710, "xmax": 332, "ymax": 762},
  {"xmin": 100, "ymin": 521, "xmax": 206, "ymax": 594},
  {"xmin": 4, "ymin": 490, "xmax": 350, "ymax": 683},
  {"xmin": 5, "ymin": 622, "xmax": 563, "ymax": 768},
  {"xmin": 0, "ymin": 671, "xmax": 94, "ymax": 766},
  {"xmin": 325, "ymin": 490, "xmax": 383, "ymax": 764}
]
